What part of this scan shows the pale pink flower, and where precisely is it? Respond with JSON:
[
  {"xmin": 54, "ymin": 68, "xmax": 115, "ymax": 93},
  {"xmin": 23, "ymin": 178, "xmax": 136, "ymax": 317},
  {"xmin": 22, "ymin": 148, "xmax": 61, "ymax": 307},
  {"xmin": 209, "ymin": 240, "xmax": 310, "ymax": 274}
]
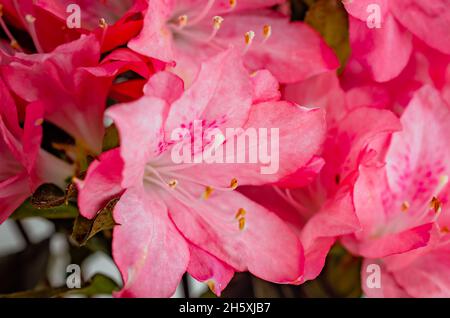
[{"xmin": 77, "ymin": 49, "xmax": 327, "ymax": 297}]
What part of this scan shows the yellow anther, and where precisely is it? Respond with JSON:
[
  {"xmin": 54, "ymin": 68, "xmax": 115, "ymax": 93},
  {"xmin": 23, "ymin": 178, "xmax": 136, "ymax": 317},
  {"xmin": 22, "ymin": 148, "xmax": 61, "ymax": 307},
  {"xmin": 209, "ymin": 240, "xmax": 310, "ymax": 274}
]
[
  {"xmin": 203, "ymin": 186, "xmax": 214, "ymax": 200},
  {"xmin": 244, "ymin": 31, "xmax": 255, "ymax": 45},
  {"xmin": 235, "ymin": 208, "xmax": 246, "ymax": 220},
  {"xmin": 207, "ymin": 281, "xmax": 215, "ymax": 292},
  {"xmin": 238, "ymin": 217, "xmax": 246, "ymax": 231},
  {"xmin": 168, "ymin": 179, "xmax": 178, "ymax": 189},
  {"xmin": 25, "ymin": 14, "xmax": 36, "ymax": 24},
  {"xmin": 212, "ymin": 16, "xmax": 224, "ymax": 30},
  {"xmin": 430, "ymin": 196, "xmax": 442, "ymax": 214},
  {"xmin": 178, "ymin": 15, "xmax": 188, "ymax": 28},
  {"xmin": 263, "ymin": 24, "xmax": 272, "ymax": 39},
  {"xmin": 229, "ymin": 0, "xmax": 237, "ymax": 9},
  {"xmin": 401, "ymin": 201, "xmax": 410, "ymax": 212},
  {"xmin": 34, "ymin": 118, "xmax": 44, "ymax": 126},
  {"xmin": 99, "ymin": 18, "xmax": 107, "ymax": 28},
  {"xmin": 230, "ymin": 178, "xmax": 238, "ymax": 190},
  {"xmin": 441, "ymin": 226, "xmax": 449, "ymax": 234},
  {"xmin": 10, "ymin": 40, "xmax": 20, "ymax": 50}
]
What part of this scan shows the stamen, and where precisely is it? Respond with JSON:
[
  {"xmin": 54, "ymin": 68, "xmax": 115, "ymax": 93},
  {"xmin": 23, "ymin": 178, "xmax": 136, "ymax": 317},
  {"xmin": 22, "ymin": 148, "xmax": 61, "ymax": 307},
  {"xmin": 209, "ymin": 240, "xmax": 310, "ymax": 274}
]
[
  {"xmin": 177, "ymin": 15, "xmax": 188, "ymax": 28},
  {"xmin": 99, "ymin": 18, "xmax": 107, "ymax": 28},
  {"xmin": 441, "ymin": 226, "xmax": 449, "ymax": 234},
  {"xmin": 238, "ymin": 217, "xmax": 246, "ymax": 231},
  {"xmin": 207, "ymin": 281, "xmax": 215, "ymax": 292},
  {"xmin": 401, "ymin": 201, "xmax": 410, "ymax": 212},
  {"xmin": 243, "ymin": 31, "xmax": 255, "ymax": 54},
  {"xmin": 230, "ymin": 178, "xmax": 238, "ymax": 190},
  {"xmin": 168, "ymin": 179, "xmax": 178, "ymax": 189},
  {"xmin": 206, "ymin": 16, "xmax": 223, "ymax": 42},
  {"xmin": 24, "ymin": 14, "xmax": 44, "ymax": 53},
  {"xmin": 34, "ymin": 118, "xmax": 44, "ymax": 126},
  {"xmin": 202, "ymin": 186, "xmax": 214, "ymax": 200},
  {"xmin": 229, "ymin": 0, "xmax": 237, "ymax": 9},
  {"xmin": 99, "ymin": 18, "xmax": 108, "ymax": 48},
  {"xmin": 213, "ymin": 16, "xmax": 224, "ymax": 29},
  {"xmin": 262, "ymin": 24, "xmax": 271, "ymax": 42},
  {"xmin": 235, "ymin": 208, "xmax": 246, "ymax": 219},
  {"xmin": 430, "ymin": 196, "xmax": 442, "ymax": 214},
  {"xmin": 25, "ymin": 14, "xmax": 35, "ymax": 24},
  {"xmin": 0, "ymin": 5, "xmax": 22, "ymax": 51}
]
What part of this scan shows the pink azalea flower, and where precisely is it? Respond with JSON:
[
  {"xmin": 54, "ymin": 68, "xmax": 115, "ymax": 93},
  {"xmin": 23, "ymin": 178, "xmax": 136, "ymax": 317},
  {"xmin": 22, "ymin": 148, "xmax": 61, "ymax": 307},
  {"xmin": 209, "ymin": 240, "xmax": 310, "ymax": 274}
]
[
  {"xmin": 340, "ymin": 85, "xmax": 450, "ymax": 296},
  {"xmin": 128, "ymin": 0, "xmax": 338, "ymax": 85},
  {"xmin": 344, "ymin": 0, "xmax": 450, "ymax": 82},
  {"xmin": 242, "ymin": 70, "xmax": 401, "ymax": 282},
  {"xmin": 0, "ymin": 78, "xmax": 73, "ymax": 223},
  {"xmin": 1, "ymin": 34, "xmax": 151, "ymax": 154},
  {"xmin": 77, "ymin": 48, "xmax": 327, "ymax": 297}
]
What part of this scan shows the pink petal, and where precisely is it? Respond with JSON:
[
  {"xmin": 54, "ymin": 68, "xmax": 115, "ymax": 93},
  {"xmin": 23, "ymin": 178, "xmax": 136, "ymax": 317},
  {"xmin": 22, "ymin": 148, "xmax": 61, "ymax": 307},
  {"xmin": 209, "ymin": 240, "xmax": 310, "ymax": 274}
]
[
  {"xmin": 344, "ymin": 0, "xmax": 389, "ymax": 21},
  {"xmin": 128, "ymin": 0, "xmax": 175, "ymax": 62},
  {"xmin": 361, "ymin": 259, "xmax": 410, "ymax": 298},
  {"xmin": 113, "ymin": 187, "xmax": 189, "ymax": 298},
  {"xmin": 300, "ymin": 190, "xmax": 360, "ymax": 281},
  {"xmin": 167, "ymin": 191, "xmax": 304, "ymax": 283},
  {"xmin": 77, "ymin": 149, "xmax": 124, "ymax": 219},
  {"xmin": 105, "ymin": 97, "xmax": 167, "ymax": 188},
  {"xmin": 164, "ymin": 48, "xmax": 253, "ymax": 134},
  {"xmin": 390, "ymin": 0, "xmax": 450, "ymax": 55},
  {"xmin": 0, "ymin": 173, "xmax": 30, "ymax": 223},
  {"xmin": 250, "ymin": 70, "xmax": 281, "ymax": 104},
  {"xmin": 348, "ymin": 14, "xmax": 412, "ymax": 82},
  {"xmin": 386, "ymin": 86, "xmax": 450, "ymax": 211},
  {"xmin": 143, "ymin": 71, "xmax": 185, "ymax": 104},
  {"xmin": 187, "ymin": 243, "xmax": 235, "ymax": 296}
]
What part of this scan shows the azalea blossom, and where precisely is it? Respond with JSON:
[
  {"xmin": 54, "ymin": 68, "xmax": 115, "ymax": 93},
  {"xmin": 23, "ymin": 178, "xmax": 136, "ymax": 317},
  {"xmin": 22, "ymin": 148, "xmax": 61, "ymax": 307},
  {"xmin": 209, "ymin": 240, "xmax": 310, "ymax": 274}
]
[
  {"xmin": 0, "ymin": 78, "xmax": 72, "ymax": 223},
  {"xmin": 343, "ymin": 0, "xmax": 450, "ymax": 82},
  {"xmin": 339, "ymin": 85, "xmax": 450, "ymax": 296},
  {"xmin": 77, "ymin": 49, "xmax": 327, "ymax": 297},
  {"xmin": 128, "ymin": 0, "xmax": 338, "ymax": 85},
  {"xmin": 242, "ymin": 69, "xmax": 401, "ymax": 282},
  {"xmin": 1, "ymin": 34, "xmax": 153, "ymax": 154}
]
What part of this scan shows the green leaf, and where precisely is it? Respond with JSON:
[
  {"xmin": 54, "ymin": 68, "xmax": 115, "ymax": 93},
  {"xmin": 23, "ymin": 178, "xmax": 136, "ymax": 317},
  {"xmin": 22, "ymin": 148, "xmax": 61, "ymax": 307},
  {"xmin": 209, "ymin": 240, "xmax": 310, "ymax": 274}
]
[
  {"xmin": 71, "ymin": 198, "xmax": 119, "ymax": 246},
  {"xmin": 70, "ymin": 274, "xmax": 119, "ymax": 297},
  {"xmin": 102, "ymin": 124, "xmax": 120, "ymax": 151},
  {"xmin": 11, "ymin": 200, "xmax": 78, "ymax": 220},
  {"xmin": 31, "ymin": 183, "xmax": 66, "ymax": 208},
  {"xmin": 305, "ymin": 0, "xmax": 350, "ymax": 72}
]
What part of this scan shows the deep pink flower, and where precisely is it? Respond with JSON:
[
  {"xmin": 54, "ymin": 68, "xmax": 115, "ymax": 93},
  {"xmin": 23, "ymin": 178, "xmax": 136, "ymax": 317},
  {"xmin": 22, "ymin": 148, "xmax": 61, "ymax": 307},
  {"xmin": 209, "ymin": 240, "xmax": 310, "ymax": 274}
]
[
  {"xmin": 128, "ymin": 0, "xmax": 338, "ymax": 85},
  {"xmin": 0, "ymin": 0, "xmax": 146, "ymax": 53},
  {"xmin": 0, "ymin": 78, "xmax": 73, "ymax": 223},
  {"xmin": 77, "ymin": 49, "xmax": 327, "ymax": 297},
  {"xmin": 340, "ymin": 86, "xmax": 450, "ymax": 298},
  {"xmin": 1, "ymin": 34, "xmax": 151, "ymax": 154},
  {"xmin": 34, "ymin": 0, "xmax": 147, "ymax": 52},
  {"xmin": 344, "ymin": 0, "xmax": 450, "ymax": 82}
]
